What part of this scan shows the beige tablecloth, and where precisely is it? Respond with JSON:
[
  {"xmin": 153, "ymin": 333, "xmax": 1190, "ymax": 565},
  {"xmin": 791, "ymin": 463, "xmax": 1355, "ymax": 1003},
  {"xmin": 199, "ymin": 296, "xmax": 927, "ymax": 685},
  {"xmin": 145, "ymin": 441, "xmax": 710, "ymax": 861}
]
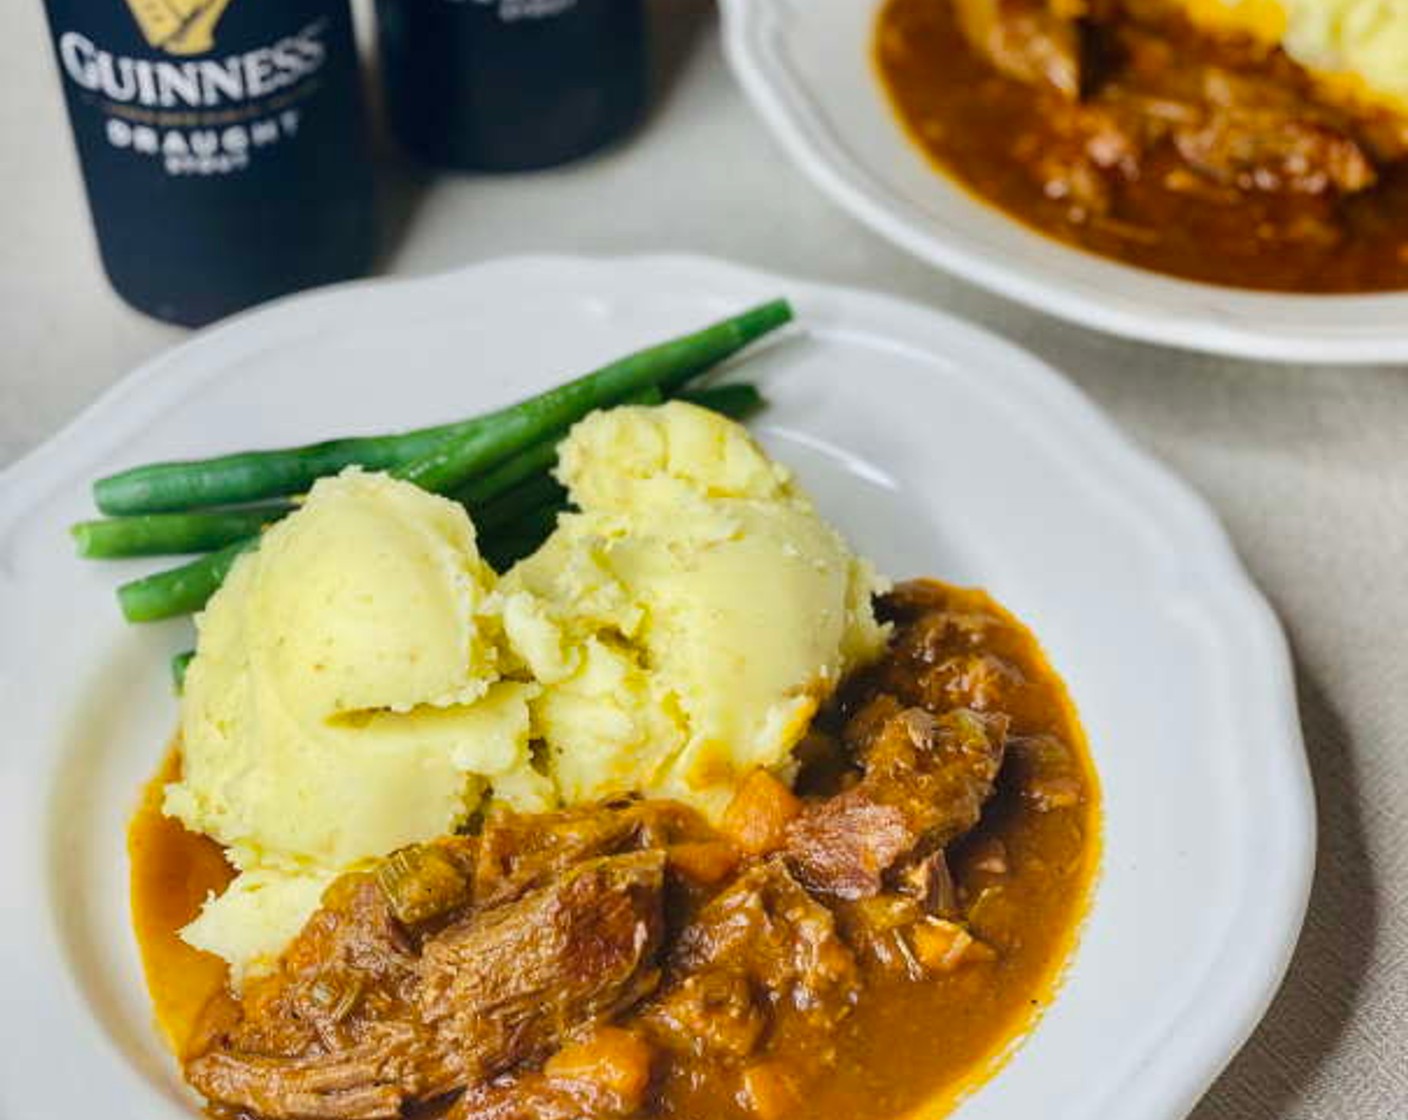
[{"xmin": 2, "ymin": 2, "xmax": 1404, "ymax": 1115}]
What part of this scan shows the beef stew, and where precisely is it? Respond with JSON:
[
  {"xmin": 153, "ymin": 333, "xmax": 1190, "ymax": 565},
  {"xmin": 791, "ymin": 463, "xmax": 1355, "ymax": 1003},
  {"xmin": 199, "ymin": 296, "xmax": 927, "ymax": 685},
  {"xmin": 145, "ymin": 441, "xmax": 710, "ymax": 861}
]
[{"xmin": 129, "ymin": 580, "xmax": 1100, "ymax": 1120}]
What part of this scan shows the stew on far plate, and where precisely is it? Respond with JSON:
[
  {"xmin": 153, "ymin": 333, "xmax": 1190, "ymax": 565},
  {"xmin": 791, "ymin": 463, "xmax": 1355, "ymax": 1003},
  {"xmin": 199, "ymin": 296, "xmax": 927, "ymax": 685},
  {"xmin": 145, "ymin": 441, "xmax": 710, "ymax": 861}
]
[{"xmin": 876, "ymin": 0, "xmax": 1408, "ymax": 291}]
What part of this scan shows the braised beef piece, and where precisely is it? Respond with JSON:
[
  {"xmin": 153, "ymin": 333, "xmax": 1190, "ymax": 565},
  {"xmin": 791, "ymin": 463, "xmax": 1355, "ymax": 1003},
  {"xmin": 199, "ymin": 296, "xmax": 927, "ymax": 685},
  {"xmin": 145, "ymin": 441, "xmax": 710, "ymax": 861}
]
[
  {"xmin": 1143, "ymin": 64, "xmax": 1377, "ymax": 194},
  {"xmin": 474, "ymin": 801, "xmax": 705, "ymax": 907},
  {"xmin": 190, "ymin": 1025, "xmax": 426, "ymax": 1120},
  {"xmin": 1172, "ymin": 104, "xmax": 1377, "ymax": 193},
  {"xmin": 785, "ymin": 704, "xmax": 1007, "ymax": 899},
  {"xmin": 830, "ymin": 894, "xmax": 930, "ymax": 976},
  {"xmin": 779, "ymin": 582, "xmax": 1010, "ymax": 906},
  {"xmin": 189, "ymin": 849, "xmax": 666, "ymax": 1120},
  {"xmin": 785, "ymin": 794, "xmax": 913, "ymax": 901},
  {"xmin": 895, "ymin": 848, "xmax": 961, "ymax": 918},
  {"xmin": 871, "ymin": 584, "xmax": 1029, "ymax": 716},
  {"xmin": 186, "ymin": 867, "xmax": 444, "ymax": 1119},
  {"xmin": 418, "ymin": 852, "xmax": 666, "ymax": 1081},
  {"xmin": 949, "ymin": 0, "xmax": 1385, "ymax": 210},
  {"xmin": 645, "ymin": 862, "xmax": 859, "ymax": 1060},
  {"xmin": 1006, "ymin": 734, "xmax": 1087, "ymax": 810}
]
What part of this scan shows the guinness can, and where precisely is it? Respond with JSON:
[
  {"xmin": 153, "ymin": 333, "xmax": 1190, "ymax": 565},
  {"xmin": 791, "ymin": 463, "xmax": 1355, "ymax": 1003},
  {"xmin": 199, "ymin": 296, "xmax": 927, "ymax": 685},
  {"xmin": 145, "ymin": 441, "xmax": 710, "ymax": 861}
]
[
  {"xmin": 43, "ymin": 0, "xmax": 376, "ymax": 327},
  {"xmin": 375, "ymin": 0, "xmax": 649, "ymax": 172}
]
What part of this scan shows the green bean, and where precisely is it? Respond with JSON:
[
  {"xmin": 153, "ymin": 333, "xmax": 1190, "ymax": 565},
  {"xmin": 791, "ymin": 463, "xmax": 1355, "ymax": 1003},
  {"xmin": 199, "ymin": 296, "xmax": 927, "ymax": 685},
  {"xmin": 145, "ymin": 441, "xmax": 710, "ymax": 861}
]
[
  {"xmin": 677, "ymin": 382, "xmax": 766, "ymax": 419},
  {"xmin": 71, "ymin": 503, "xmax": 293, "ymax": 559},
  {"xmin": 171, "ymin": 650, "xmax": 195, "ymax": 693},
  {"xmin": 481, "ymin": 503, "xmax": 569, "ymax": 573},
  {"xmin": 391, "ymin": 302, "xmax": 792, "ymax": 496},
  {"xmin": 92, "ymin": 420, "xmax": 483, "ymax": 517},
  {"xmin": 117, "ymin": 539, "xmax": 255, "ymax": 623},
  {"xmin": 94, "ymin": 300, "xmax": 792, "ymax": 515},
  {"xmin": 474, "ymin": 475, "xmax": 568, "ymax": 536},
  {"xmin": 83, "ymin": 383, "xmax": 762, "ymax": 567},
  {"xmin": 452, "ymin": 388, "xmax": 662, "ymax": 512},
  {"xmin": 112, "ymin": 375, "xmax": 774, "ymax": 623}
]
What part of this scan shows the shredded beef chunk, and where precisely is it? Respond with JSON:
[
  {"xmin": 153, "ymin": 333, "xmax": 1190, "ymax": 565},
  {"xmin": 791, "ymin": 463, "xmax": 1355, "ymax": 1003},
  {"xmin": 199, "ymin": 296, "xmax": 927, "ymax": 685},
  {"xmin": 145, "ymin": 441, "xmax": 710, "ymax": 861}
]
[
  {"xmin": 450, "ymin": 1072, "xmax": 635, "ymax": 1120},
  {"xmin": 895, "ymin": 848, "xmax": 961, "ymax": 918},
  {"xmin": 418, "ymin": 852, "xmax": 666, "ymax": 1081},
  {"xmin": 785, "ymin": 794, "xmax": 913, "ymax": 900},
  {"xmin": 189, "ymin": 850, "xmax": 666, "ymax": 1120},
  {"xmin": 474, "ymin": 801, "xmax": 704, "ymax": 907},
  {"xmin": 189, "ymin": 1026, "xmax": 421, "ymax": 1120},
  {"xmin": 645, "ymin": 862, "xmax": 859, "ymax": 1060},
  {"xmin": 786, "ymin": 706, "xmax": 1007, "ymax": 899},
  {"xmin": 782, "ymin": 581, "xmax": 1011, "ymax": 901},
  {"xmin": 1006, "ymin": 733, "xmax": 1087, "ymax": 810},
  {"xmin": 185, "ymin": 868, "xmax": 441, "ymax": 1119}
]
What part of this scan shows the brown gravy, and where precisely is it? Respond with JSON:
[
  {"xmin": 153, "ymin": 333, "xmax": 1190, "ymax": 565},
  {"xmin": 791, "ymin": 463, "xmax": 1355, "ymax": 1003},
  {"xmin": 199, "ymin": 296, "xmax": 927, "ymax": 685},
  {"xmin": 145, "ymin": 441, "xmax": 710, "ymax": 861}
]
[{"xmin": 128, "ymin": 749, "xmax": 235, "ymax": 1060}]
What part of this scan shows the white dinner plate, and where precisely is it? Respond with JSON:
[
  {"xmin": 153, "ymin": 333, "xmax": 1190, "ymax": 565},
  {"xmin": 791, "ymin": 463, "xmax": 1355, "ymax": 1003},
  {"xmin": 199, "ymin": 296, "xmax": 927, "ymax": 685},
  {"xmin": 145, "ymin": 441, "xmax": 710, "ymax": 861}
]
[
  {"xmin": 0, "ymin": 255, "xmax": 1312, "ymax": 1120},
  {"xmin": 722, "ymin": 0, "xmax": 1408, "ymax": 363}
]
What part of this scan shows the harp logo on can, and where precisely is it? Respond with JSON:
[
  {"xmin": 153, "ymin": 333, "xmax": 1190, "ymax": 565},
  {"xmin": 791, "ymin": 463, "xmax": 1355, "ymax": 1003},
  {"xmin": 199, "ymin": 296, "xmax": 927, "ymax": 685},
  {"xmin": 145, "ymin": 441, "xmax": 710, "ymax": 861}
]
[{"xmin": 122, "ymin": 0, "xmax": 236, "ymax": 55}]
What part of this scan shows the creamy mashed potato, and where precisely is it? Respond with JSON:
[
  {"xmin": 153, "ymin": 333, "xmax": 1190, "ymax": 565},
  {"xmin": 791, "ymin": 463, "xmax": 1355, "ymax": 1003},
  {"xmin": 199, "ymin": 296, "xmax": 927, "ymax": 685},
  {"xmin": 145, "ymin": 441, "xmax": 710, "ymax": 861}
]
[
  {"xmin": 169, "ymin": 405, "xmax": 886, "ymax": 980},
  {"xmin": 167, "ymin": 471, "xmax": 539, "ymax": 980},
  {"xmin": 502, "ymin": 402, "xmax": 888, "ymax": 818},
  {"xmin": 1182, "ymin": 0, "xmax": 1408, "ymax": 109}
]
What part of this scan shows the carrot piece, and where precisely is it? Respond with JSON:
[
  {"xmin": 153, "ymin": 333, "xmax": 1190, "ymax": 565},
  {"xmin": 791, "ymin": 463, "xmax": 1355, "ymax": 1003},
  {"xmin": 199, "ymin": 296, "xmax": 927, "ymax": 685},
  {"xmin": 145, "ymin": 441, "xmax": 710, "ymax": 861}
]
[
  {"xmin": 545, "ymin": 1027, "xmax": 655, "ymax": 1109},
  {"xmin": 721, "ymin": 770, "xmax": 803, "ymax": 855},
  {"xmin": 667, "ymin": 841, "xmax": 742, "ymax": 885}
]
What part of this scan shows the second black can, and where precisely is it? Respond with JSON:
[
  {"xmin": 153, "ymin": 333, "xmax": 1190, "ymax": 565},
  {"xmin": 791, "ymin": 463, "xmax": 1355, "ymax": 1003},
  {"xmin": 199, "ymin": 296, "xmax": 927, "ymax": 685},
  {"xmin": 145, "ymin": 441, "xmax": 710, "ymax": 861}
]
[{"xmin": 375, "ymin": 0, "xmax": 648, "ymax": 173}]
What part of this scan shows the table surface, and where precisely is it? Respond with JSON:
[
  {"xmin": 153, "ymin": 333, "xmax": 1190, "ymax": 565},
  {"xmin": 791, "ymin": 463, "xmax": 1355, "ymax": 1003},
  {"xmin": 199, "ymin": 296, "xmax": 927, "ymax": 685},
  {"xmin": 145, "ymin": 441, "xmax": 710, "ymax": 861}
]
[{"xmin": 3, "ymin": 2, "xmax": 1404, "ymax": 1117}]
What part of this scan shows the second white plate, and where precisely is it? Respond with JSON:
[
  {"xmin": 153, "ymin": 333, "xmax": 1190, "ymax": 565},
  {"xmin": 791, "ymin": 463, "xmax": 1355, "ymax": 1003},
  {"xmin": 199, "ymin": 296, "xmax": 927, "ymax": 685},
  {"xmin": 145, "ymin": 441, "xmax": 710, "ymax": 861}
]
[{"xmin": 722, "ymin": 0, "xmax": 1408, "ymax": 363}]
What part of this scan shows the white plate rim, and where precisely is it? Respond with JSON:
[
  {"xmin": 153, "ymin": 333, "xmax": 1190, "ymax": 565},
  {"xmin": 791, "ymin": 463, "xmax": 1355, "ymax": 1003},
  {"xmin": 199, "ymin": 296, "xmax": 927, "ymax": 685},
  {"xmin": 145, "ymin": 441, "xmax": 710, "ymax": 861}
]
[
  {"xmin": 0, "ymin": 254, "xmax": 1315, "ymax": 1120},
  {"xmin": 720, "ymin": 0, "xmax": 1408, "ymax": 364}
]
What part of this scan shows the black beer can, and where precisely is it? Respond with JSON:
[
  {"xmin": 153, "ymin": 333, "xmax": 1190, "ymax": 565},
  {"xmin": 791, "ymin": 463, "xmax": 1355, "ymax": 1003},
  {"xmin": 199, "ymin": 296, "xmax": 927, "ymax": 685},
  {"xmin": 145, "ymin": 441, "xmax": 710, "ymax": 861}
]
[
  {"xmin": 42, "ymin": 0, "xmax": 377, "ymax": 327},
  {"xmin": 375, "ymin": 0, "xmax": 649, "ymax": 172}
]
